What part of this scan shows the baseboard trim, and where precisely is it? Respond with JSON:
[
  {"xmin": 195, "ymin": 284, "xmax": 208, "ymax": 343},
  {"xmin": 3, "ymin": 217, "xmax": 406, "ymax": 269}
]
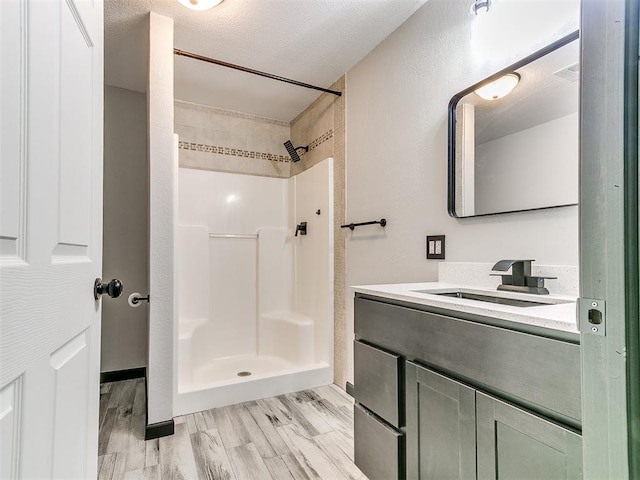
[
  {"xmin": 145, "ymin": 419, "xmax": 175, "ymax": 440},
  {"xmin": 100, "ymin": 367, "xmax": 146, "ymax": 384},
  {"xmin": 346, "ymin": 381, "xmax": 355, "ymax": 398}
]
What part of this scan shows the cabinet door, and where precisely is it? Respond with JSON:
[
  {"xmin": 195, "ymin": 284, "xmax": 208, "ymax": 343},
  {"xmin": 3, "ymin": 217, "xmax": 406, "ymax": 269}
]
[
  {"xmin": 476, "ymin": 392, "xmax": 583, "ymax": 480},
  {"xmin": 406, "ymin": 362, "xmax": 476, "ymax": 480}
]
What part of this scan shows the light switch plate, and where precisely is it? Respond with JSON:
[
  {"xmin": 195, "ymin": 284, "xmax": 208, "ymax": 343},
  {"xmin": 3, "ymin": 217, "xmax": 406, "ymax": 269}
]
[{"xmin": 426, "ymin": 235, "xmax": 445, "ymax": 259}]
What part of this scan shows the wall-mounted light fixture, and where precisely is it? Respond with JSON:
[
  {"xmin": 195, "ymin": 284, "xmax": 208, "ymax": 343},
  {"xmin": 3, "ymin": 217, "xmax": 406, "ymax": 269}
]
[
  {"xmin": 471, "ymin": 0, "xmax": 491, "ymax": 15},
  {"xmin": 474, "ymin": 73, "xmax": 520, "ymax": 101},
  {"xmin": 176, "ymin": 0, "xmax": 223, "ymax": 11}
]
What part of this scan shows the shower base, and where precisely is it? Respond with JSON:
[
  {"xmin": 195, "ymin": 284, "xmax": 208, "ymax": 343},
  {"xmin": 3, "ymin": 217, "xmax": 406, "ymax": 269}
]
[
  {"xmin": 174, "ymin": 353, "xmax": 331, "ymax": 416},
  {"xmin": 192, "ymin": 353, "xmax": 300, "ymax": 385}
]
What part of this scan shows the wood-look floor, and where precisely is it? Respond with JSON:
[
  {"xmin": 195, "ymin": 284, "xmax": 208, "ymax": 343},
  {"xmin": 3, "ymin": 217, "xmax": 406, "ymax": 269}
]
[{"xmin": 98, "ymin": 379, "xmax": 366, "ymax": 480}]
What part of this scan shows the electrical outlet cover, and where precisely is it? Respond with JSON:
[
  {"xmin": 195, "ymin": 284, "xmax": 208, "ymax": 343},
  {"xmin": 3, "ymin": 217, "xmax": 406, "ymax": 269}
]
[{"xmin": 426, "ymin": 235, "xmax": 445, "ymax": 259}]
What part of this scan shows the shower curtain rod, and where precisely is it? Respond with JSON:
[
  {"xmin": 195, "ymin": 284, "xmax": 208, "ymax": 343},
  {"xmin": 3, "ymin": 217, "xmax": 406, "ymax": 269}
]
[{"xmin": 173, "ymin": 48, "xmax": 343, "ymax": 97}]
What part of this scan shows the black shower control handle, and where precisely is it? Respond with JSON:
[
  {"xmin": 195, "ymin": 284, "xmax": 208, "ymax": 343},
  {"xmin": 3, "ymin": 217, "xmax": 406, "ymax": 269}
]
[{"xmin": 295, "ymin": 222, "xmax": 307, "ymax": 236}]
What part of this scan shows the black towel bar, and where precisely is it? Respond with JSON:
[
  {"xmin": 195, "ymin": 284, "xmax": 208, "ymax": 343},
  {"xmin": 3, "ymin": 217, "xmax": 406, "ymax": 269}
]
[{"xmin": 340, "ymin": 218, "xmax": 387, "ymax": 231}]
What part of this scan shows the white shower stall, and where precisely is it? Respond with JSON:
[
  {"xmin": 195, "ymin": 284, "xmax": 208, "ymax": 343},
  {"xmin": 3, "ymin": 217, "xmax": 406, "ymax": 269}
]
[{"xmin": 174, "ymin": 158, "xmax": 334, "ymax": 415}]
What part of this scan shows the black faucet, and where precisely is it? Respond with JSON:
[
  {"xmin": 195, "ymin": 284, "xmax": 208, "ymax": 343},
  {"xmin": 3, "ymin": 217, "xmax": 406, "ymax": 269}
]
[{"xmin": 491, "ymin": 259, "xmax": 556, "ymax": 295}]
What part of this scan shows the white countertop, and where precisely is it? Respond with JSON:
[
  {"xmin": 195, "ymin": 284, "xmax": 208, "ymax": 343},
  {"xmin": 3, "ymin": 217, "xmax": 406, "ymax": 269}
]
[{"xmin": 352, "ymin": 282, "xmax": 579, "ymax": 334}]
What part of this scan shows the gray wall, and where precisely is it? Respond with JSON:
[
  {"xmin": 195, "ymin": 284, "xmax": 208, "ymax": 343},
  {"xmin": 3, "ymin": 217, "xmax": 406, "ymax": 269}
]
[
  {"xmin": 344, "ymin": 0, "xmax": 580, "ymax": 384},
  {"xmin": 101, "ymin": 85, "xmax": 149, "ymax": 373}
]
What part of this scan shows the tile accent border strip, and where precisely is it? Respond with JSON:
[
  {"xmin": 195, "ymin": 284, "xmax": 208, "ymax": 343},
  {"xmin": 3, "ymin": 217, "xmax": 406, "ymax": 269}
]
[
  {"xmin": 175, "ymin": 100, "xmax": 290, "ymax": 127},
  {"xmin": 178, "ymin": 128, "xmax": 333, "ymax": 165},
  {"xmin": 178, "ymin": 141, "xmax": 290, "ymax": 163}
]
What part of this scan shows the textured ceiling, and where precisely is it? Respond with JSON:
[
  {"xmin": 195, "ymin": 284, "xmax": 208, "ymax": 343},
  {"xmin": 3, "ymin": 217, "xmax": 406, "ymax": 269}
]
[{"xmin": 105, "ymin": 0, "xmax": 427, "ymax": 121}]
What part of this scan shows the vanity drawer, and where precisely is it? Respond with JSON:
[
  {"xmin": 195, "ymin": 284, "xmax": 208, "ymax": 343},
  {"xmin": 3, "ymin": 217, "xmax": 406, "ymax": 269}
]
[
  {"xmin": 354, "ymin": 340, "xmax": 401, "ymax": 427},
  {"xmin": 354, "ymin": 403, "xmax": 403, "ymax": 480}
]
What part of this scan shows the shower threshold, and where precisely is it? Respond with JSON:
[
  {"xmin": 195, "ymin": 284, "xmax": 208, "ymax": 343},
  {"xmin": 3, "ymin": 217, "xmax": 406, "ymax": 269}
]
[{"xmin": 175, "ymin": 354, "xmax": 332, "ymax": 416}]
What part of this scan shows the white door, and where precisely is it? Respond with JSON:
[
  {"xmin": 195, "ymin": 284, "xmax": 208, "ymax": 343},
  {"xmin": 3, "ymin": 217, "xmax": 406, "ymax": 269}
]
[{"xmin": 0, "ymin": 0, "xmax": 104, "ymax": 478}]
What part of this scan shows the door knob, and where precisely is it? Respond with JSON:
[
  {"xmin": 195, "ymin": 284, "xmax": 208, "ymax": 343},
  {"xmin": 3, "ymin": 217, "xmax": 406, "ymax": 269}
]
[{"xmin": 94, "ymin": 278, "xmax": 123, "ymax": 300}]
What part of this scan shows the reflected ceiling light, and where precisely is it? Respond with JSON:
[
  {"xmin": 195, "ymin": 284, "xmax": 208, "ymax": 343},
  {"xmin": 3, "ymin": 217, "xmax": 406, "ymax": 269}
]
[
  {"xmin": 474, "ymin": 73, "xmax": 520, "ymax": 101},
  {"xmin": 471, "ymin": 0, "xmax": 491, "ymax": 15},
  {"xmin": 176, "ymin": 0, "xmax": 223, "ymax": 11}
]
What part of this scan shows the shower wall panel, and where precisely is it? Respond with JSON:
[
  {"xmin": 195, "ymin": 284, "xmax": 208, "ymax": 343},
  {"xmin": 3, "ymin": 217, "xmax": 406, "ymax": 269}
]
[
  {"xmin": 177, "ymin": 168, "xmax": 289, "ymax": 362},
  {"xmin": 292, "ymin": 159, "xmax": 334, "ymax": 364},
  {"xmin": 207, "ymin": 237, "xmax": 257, "ymax": 358},
  {"xmin": 178, "ymin": 168, "xmax": 288, "ymax": 234},
  {"xmin": 177, "ymin": 225, "xmax": 209, "ymax": 322},
  {"xmin": 257, "ymin": 228, "xmax": 293, "ymax": 315}
]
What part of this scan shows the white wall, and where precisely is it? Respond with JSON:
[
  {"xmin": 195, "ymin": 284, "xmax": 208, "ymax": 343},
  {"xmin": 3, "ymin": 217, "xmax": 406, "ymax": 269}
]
[
  {"xmin": 345, "ymin": 0, "xmax": 579, "ymax": 383},
  {"xmin": 101, "ymin": 86, "xmax": 149, "ymax": 373},
  {"xmin": 147, "ymin": 12, "xmax": 174, "ymax": 426}
]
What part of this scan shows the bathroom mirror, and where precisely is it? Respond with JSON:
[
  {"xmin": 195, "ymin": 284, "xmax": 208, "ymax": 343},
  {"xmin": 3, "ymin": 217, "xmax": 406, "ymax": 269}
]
[{"xmin": 448, "ymin": 31, "xmax": 579, "ymax": 218}]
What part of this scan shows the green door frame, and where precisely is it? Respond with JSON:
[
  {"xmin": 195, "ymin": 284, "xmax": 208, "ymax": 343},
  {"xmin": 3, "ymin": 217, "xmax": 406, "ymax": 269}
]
[
  {"xmin": 580, "ymin": 0, "xmax": 639, "ymax": 478},
  {"xmin": 624, "ymin": 0, "xmax": 640, "ymax": 477},
  {"xmin": 624, "ymin": 0, "xmax": 640, "ymax": 478}
]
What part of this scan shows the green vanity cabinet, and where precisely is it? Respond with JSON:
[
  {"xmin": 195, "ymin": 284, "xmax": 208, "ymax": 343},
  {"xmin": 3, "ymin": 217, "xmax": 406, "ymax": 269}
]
[
  {"xmin": 476, "ymin": 392, "xmax": 583, "ymax": 480},
  {"xmin": 405, "ymin": 361, "xmax": 583, "ymax": 480},
  {"xmin": 354, "ymin": 294, "xmax": 583, "ymax": 480},
  {"xmin": 354, "ymin": 340, "xmax": 401, "ymax": 427},
  {"xmin": 405, "ymin": 362, "xmax": 476, "ymax": 480},
  {"xmin": 354, "ymin": 403, "xmax": 403, "ymax": 480},
  {"xmin": 353, "ymin": 340, "xmax": 404, "ymax": 480}
]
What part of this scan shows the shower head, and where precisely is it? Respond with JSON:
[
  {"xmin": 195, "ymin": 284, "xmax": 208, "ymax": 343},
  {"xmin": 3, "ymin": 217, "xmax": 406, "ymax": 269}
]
[{"xmin": 284, "ymin": 140, "xmax": 309, "ymax": 163}]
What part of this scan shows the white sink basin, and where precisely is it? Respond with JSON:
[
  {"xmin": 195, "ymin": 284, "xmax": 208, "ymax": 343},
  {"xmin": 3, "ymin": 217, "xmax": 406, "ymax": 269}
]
[{"xmin": 411, "ymin": 288, "xmax": 574, "ymax": 308}]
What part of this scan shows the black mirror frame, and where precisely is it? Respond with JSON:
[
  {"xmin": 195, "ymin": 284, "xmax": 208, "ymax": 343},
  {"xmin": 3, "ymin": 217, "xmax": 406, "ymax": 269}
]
[{"xmin": 447, "ymin": 30, "xmax": 580, "ymax": 218}]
